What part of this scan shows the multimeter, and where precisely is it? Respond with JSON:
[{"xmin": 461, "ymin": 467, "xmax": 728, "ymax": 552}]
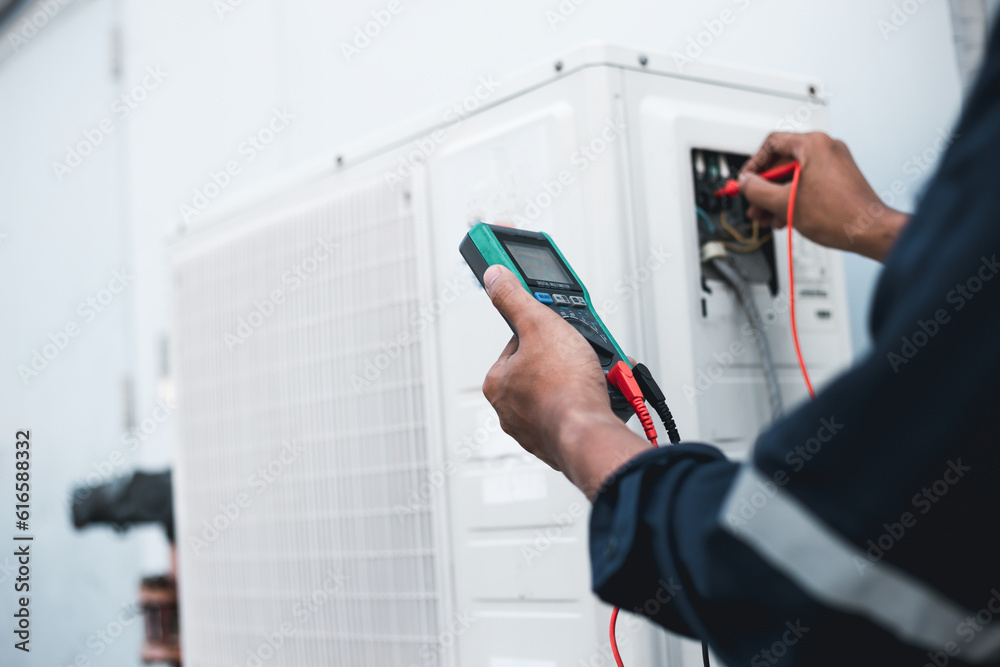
[{"xmin": 460, "ymin": 222, "xmax": 633, "ymax": 421}]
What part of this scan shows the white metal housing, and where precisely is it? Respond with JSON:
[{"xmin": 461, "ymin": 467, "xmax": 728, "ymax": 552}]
[{"xmin": 170, "ymin": 44, "xmax": 852, "ymax": 667}]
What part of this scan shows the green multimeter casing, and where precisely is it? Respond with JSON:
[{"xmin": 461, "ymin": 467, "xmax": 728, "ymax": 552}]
[{"xmin": 460, "ymin": 222, "xmax": 633, "ymax": 421}]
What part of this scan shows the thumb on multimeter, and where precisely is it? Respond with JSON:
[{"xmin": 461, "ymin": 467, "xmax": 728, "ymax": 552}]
[{"xmin": 484, "ymin": 265, "xmax": 543, "ymax": 331}]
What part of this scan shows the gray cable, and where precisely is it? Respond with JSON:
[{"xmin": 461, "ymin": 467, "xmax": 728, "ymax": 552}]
[{"xmin": 710, "ymin": 256, "xmax": 783, "ymax": 419}]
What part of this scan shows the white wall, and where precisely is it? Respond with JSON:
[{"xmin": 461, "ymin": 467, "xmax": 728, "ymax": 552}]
[
  {"xmin": 0, "ymin": 1, "xmax": 145, "ymax": 666},
  {"xmin": 0, "ymin": 0, "xmax": 966, "ymax": 665}
]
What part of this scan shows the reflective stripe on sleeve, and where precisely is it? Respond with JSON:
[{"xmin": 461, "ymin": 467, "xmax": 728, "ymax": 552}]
[{"xmin": 720, "ymin": 465, "xmax": 1000, "ymax": 663}]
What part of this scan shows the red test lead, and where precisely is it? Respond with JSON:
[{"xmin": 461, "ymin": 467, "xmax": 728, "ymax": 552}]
[
  {"xmin": 605, "ymin": 359, "xmax": 660, "ymax": 667},
  {"xmin": 607, "ymin": 361, "xmax": 658, "ymax": 447}
]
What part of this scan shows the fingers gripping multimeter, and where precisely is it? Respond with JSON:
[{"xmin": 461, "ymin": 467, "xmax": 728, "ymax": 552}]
[{"xmin": 460, "ymin": 222, "xmax": 634, "ymax": 421}]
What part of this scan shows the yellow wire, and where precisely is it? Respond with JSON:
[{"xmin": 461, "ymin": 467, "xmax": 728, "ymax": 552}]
[
  {"xmin": 720, "ymin": 210, "xmax": 753, "ymax": 244},
  {"xmin": 719, "ymin": 213, "xmax": 771, "ymax": 253},
  {"xmin": 724, "ymin": 233, "xmax": 772, "ymax": 253}
]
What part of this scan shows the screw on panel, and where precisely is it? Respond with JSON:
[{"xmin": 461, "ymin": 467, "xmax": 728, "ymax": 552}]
[
  {"xmin": 554, "ymin": 60, "xmax": 563, "ymax": 72},
  {"xmin": 638, "ymin": 54, "xmax": 649, "ymax": 67},
  {"xmin": 336, "ymin": 155, "xmax": 344, "ymax": 167}
]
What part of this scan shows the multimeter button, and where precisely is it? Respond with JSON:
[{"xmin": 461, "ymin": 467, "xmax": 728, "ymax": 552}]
[
  {"xmin": 570, "ymin": 296, "xmax": 586, "ymax": 307},
  {"xmin": 552, "ymin": 294, "xmax": 569, "ymax": 305},
  {"xmin": 533, "ymin": 292, "xmax": 553, "ymax": 304}
]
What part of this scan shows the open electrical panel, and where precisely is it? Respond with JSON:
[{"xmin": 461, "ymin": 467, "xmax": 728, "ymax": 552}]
[{"xmin": 691, "ymin": 148, "xmax": 779, "ymax": 303}]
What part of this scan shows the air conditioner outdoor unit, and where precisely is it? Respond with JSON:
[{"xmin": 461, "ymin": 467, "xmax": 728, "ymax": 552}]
[{"xmin": 169, "ymin": 44, "xmax": 852, "ymax": 667}]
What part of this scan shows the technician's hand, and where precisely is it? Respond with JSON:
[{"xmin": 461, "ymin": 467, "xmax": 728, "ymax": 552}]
[
  {"xmin": 481, "ymin": 265, "xmax": 650, "ymax": 499},
  {"xmin": 740, "ymin": 132, "xmax": 909, "ymax": 262}
]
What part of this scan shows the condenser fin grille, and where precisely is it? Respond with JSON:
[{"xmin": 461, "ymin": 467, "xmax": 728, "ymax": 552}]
[{"xmin": 172, "ymin": 176, "xmax": 444, "ymax": 666}]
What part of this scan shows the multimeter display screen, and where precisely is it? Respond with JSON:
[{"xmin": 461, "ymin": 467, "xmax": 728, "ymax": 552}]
[{"xmin": 506, "ymin": 242, "xmax": 573, "ymax": 285}]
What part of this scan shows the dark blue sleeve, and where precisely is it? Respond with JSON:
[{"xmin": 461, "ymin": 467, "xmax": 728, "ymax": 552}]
[
  {"xmin": 589, "ymin": 21, "xmax": 1000, "ymax": 667},
  {"xmin": 589, "ymin": 443, "xmax": 730, "ymax": 638}
]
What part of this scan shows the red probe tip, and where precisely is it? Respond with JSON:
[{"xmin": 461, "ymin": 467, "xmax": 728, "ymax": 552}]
[
  {"xmin": 714, "ymin": 180, "xmax": 740, "ymax": 198},
  {"xmin": 713, "ymin": 162, "xmax": 799, "ymax": 198}
]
